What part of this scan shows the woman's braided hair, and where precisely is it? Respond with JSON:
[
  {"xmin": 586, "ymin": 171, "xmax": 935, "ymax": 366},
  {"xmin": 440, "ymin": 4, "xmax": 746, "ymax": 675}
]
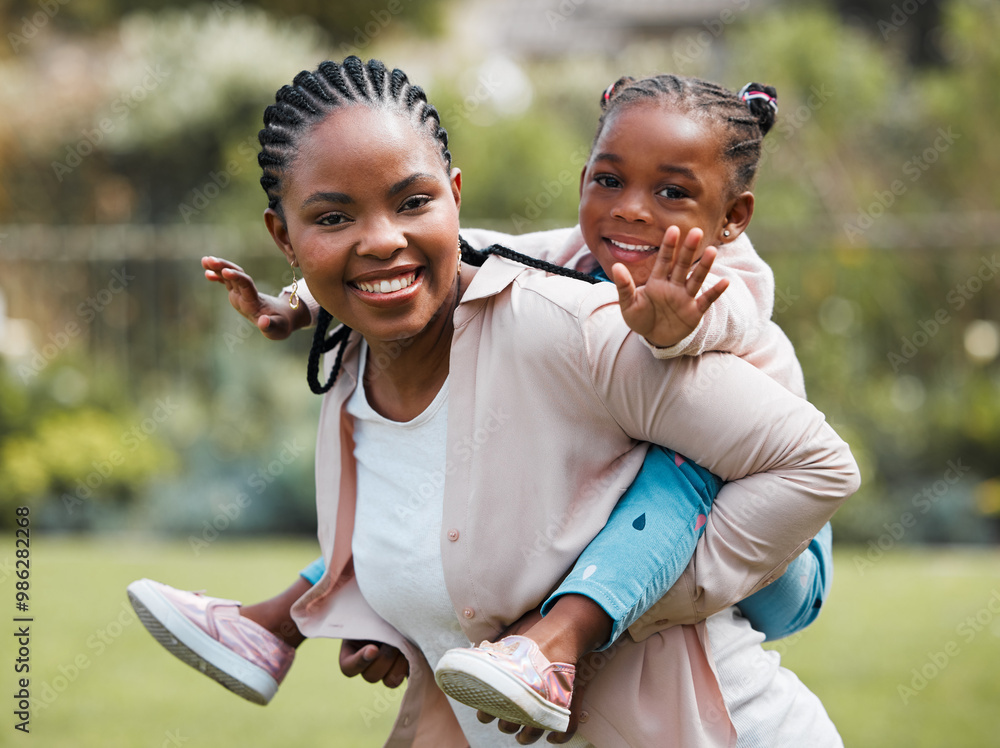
[
  {"xmin": 595, "ymin": 74, "xmax": 778, "ymax": 198},
  {"xmin": 258, "ymin": 57, "xmax": 599, "ymax": 395}
]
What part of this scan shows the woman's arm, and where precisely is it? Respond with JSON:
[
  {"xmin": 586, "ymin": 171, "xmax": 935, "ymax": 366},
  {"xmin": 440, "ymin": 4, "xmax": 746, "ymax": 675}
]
[{"xmin": 581, "ymin": 299, "xmax": 859, "ymax": 633}]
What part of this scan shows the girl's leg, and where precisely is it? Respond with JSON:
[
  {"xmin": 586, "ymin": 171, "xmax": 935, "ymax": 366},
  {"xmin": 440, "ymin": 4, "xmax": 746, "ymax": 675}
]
[
  {"xmin": 733, "ymin": 522, "xmax": 833, "ymax": 641},
  {"xmin": 127, "ymin": 555, "xmax": 327, "ymax": 704},
  {"xmin": 539, "ymin": 445, "xmax": 719, "ymax": 653}
]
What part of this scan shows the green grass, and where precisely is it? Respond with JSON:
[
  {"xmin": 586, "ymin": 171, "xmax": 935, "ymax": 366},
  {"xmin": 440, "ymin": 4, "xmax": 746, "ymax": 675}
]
[{"xmin": 8, "ymin": 538, "xmax": 1000, "ymax": 746}]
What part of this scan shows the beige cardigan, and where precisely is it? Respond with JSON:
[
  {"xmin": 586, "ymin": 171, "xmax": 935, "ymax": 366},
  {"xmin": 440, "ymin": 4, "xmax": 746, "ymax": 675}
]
[{"xmin": 290, "ymin": 254, "xmax": 859, "ymax": 747}]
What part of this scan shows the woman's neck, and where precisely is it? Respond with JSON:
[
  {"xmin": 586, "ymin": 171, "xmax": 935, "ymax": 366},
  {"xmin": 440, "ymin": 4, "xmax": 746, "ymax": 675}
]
[{"xmin": 361, "ymin": 273, "xmax": 466, "ymax": 422}]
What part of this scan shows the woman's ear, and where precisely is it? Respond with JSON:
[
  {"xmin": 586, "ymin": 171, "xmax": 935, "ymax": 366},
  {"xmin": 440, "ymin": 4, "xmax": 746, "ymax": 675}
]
[
  {"xmin": 264, "ymin": 207, "xmax": 297, "ymax": 266},
  {"xmin": 450, "ymin": 168, "xmax": 462, "ymax": 211},
  {"xmin": 720, "ymin": 192, "xmax": 755, "ymax": 243}
]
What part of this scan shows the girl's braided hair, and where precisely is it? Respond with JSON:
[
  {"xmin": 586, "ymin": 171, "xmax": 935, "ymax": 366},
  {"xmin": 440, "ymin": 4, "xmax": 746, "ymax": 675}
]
[
  {"xmin": 595, "ymin": 74, "xmax": 778, "ymax": 198},
  {"xmin": 257, "ymin": 57, "xmax": 599, "ymax": 395}
]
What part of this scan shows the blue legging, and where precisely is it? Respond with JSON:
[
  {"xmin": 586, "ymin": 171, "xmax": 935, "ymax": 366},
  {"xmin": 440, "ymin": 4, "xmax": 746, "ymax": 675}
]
[{"xmin": 300, "ymin": 445, "xmax": 832, "ymax": 646}]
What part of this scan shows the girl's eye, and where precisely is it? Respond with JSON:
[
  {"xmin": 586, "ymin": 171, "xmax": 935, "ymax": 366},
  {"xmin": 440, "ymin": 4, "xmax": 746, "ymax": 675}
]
[
  {"xmin": 317, "ymin": 212, "xmax": 350, "ymax": 226},
  {"xmin": 400, "ymin": 195, "xmax": 432, "ymax": 211},
  {"xmin": 595, "ymin": 174, "xmax": 622, "ymax": 189},
  {"xmin": 657, "ymin": 186, "xmax": 688, "ymax": 199}
]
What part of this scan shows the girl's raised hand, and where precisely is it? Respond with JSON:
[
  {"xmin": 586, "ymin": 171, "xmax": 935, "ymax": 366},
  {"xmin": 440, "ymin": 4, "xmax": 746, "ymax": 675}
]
[
  {"xmin": 201, "ymin": 256, "xmax": 309, "ymax": 340},
  {"xmin": 612, "ymin": 226, "xmax": 729, "ymax": 349}
]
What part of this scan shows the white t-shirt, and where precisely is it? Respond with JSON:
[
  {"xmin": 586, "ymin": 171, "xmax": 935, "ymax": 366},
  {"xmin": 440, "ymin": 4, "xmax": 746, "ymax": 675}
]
[{"xmin": 348, "ymin": 343, "xmax": 593, "ymax": 747}]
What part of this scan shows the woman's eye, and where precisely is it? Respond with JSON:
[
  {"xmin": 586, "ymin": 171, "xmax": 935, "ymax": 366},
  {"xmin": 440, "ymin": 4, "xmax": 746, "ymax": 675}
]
[
  {"xmin": 595, "ymin": 174, "xmax": 622, "ymax": 189},
  {"xmin": 657, "ymin": 186, "xmax": 688, "ymax": 199},
  {"xmin": 400, "ymin": 195, "xmax": 431, "ymax": 211},
  {"xmin": 317, "ymin": 213, "xmax": 350, "ymax": 226}
]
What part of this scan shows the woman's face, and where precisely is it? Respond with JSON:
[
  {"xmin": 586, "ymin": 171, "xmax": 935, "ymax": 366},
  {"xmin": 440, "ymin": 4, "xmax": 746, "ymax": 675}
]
[
  {"xmin": 579, "ymin": 102, "xmax": 744, "ymax": 286},
  {"xmin": 267, "ymin": 105, "xmax": 462, "ymax": 345}
]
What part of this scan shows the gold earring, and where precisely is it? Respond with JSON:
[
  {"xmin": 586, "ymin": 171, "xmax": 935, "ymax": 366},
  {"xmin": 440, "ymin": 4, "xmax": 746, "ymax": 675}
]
[
  {"xmin": 289, "ymin": 262, "xmax": 300, "ymax": 309},
  {"xmin": 457, "ymin": 241, "xmax": 462, "ymax": 278}
]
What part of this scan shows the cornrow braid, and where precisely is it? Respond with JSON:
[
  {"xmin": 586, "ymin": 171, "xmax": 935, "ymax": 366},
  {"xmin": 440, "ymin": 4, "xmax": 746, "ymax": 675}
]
[
  {"xmin": 257, "ymin": 56, "xmax": 452, "ymax": 215},
  {"xmin": 593, "ymin": 73, "xmax": 778, "ymax": 197},
  {"xmin": 306, "ymin": 238, "xmax": 600, "ymax": 394}
]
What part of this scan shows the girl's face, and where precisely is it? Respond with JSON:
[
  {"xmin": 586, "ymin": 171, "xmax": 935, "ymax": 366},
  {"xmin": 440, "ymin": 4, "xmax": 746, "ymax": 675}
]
[
  {"xmin": 579, "ymin": 102, "xmax": 752, "ymax": 286},
  {"xmin": 266, "ymin": 106, "xmax": 462, "ymax": 345}
]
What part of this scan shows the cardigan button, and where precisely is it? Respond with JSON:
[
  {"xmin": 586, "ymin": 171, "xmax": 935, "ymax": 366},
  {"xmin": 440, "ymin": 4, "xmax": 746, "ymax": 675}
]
[
  {"xmin": 447, "ymin": 529, "xmax": 460, "ymax": 541},
  {"xmin": 579, "ymin": 710, "xmax": 590, "ymax": 723},
  {"xmin": 463, "ymin": 607, "xmax": 475, "ymax": 619}
]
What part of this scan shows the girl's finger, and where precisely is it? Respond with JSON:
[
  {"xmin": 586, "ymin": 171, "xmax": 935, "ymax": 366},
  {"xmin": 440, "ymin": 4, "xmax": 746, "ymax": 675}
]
[
  {"xmin": 612, "ymin": 263, "xmax": 637, "ymax": 309},
  {"xmin": 650, "ymin": 225, "xmax": 681, "ymax": 282},
  {"xmin": 684, "ymin": 246, "xmax": 717, "ymax": 295},
  {"xmin": 668, "ymin": 228, "xmax": 702, "ymax": 284},
  {"xmin": 696, "ymin": 279, "xmax": 730, "ymax": 313}
]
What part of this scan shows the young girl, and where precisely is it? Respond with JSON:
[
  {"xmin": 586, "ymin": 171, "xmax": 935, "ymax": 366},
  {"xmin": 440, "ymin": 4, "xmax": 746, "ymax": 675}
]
[{"xmin": 129, "ymin": 59, "xmax": 853, "ymax": 746}]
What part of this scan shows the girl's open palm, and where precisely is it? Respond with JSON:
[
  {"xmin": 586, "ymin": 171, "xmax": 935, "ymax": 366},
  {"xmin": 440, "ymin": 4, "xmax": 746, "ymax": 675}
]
[
  {"xmin": 201, "ymin": 256, "xmax": 306, "ymax": 340},
  {"xmin": 613, "ymin": 226, "xmax": 729, "ymax": 349}
]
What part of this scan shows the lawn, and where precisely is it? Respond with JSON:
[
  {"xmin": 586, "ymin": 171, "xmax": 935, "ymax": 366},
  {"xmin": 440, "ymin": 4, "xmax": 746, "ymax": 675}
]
[{"xmin": 8, "ymin": 537, "xmax": 1000, "ymax": 746}]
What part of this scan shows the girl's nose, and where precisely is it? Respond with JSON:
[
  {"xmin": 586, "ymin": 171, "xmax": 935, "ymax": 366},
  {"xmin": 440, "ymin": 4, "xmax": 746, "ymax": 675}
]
[{"xmin": 611, "ymin": 189, "xmax": 652, "ymax": 223}]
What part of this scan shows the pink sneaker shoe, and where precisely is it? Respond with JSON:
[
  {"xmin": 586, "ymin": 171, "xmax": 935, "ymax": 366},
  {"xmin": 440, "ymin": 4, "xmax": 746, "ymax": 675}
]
[
  {"xmin": 127, "ymin": 578, "xmax": 294, "ymax": 705},
  {"xmin": 434, "ymin": 635, "xmax": 575, "ymax": 732}
]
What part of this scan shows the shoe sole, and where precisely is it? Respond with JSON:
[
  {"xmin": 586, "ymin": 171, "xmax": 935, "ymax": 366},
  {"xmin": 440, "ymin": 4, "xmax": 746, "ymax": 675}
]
[
  {"xmin": 126, "ymin": 579, "xmax": 276, "ymax": 705},
  {"xmin": 434, "ymin": 649, "xmax": 570, "ymax": 732}
]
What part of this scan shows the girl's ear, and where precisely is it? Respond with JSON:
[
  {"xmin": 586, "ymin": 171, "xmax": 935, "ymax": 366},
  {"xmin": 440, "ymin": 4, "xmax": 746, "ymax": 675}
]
[
  {"xmin": 264, "ymin": 208, "xmax": 297, "ymax": 266},
  {"xmin": 720, "ymin": 191, "xmax": 754, "ymax": 243},
  {"xmin": 450, "ymin": 167, "xmax": 462, "ymax": 211}
]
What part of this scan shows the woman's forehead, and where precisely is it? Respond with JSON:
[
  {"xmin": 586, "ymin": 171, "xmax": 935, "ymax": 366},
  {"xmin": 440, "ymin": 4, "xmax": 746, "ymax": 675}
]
[{"xmin": 290, "ymin": 106, "xmax": 446, "ymax": 191}]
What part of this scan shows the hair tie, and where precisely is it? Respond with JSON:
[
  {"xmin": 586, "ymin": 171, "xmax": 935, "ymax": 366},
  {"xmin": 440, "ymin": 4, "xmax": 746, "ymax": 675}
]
[
  {"xmin": 738, "ymin": 83, "xmax": 778, "ymax": 113},
  {"xmin": 603, "ymin": 81, "xmax": 617, "ymax": 103}
]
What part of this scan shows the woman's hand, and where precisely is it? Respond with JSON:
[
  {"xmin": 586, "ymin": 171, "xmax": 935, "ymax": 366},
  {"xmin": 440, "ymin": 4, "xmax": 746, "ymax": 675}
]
[
  {"xmin": 339, "ymin": 639, "xmax": 409, "ymax": 689},
  {"xmin": 474, "ymin": 607, "xmax": 590, "ymax": 745},
  {"xmin": 202, "ymin": 255, "xmax": 309, "ymax": 340},
  {"xmin": 613, "ymin": 226, "xmax": 729, "ymax": 349}
]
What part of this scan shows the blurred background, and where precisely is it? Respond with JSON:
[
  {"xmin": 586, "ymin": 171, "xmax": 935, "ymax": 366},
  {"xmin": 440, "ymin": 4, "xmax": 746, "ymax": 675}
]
[{"xmin": 1, "ymin": 0, "xmax": 999, "ymax": 745}]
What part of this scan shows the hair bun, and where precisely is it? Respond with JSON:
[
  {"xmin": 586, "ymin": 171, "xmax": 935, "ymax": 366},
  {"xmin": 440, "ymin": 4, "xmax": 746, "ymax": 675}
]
[
  {"xmin": 600, "ymin": 76, "xmax": 635, "ymax": 111},
  {"xmin": 737, "ymin": 82, "xmax": 778, "ymax": 136}
]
